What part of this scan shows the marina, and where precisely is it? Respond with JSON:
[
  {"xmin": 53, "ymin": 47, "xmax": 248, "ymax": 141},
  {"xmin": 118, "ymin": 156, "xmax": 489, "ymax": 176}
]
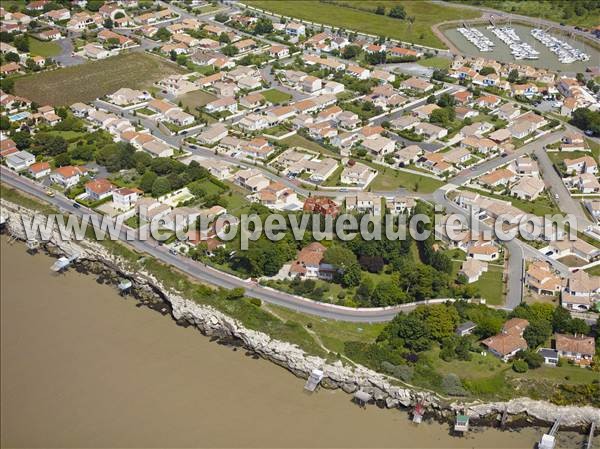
[
  {"xmin": 530, "ymin": 28, "xmax": 591, "ymax": 64},
  {"xmin": 443, "ymin": 23, "xmax": 599, "ymax": 72},
  {"xmin": 457, "ymin": 25, "xmax": 495, "ymax": 52},
  {"xmin": 488, "ymin": 26, "xmax": 539, "ymax": 60}
]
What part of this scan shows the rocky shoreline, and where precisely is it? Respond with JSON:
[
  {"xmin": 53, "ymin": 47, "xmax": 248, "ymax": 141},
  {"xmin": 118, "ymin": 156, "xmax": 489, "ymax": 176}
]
[{"xmin": 1, "ymin": 198, "xmax": 598, "ymax": 433}]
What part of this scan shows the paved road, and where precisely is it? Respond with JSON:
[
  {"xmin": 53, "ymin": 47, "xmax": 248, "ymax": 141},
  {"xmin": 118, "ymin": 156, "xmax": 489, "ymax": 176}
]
[
  {"xmin": 53, "ymin": 38, "xmax": 86, "ymax": 67},
  {"xmin": 1, "ymin": 166, "xmax": 422, "ymax": 322}
]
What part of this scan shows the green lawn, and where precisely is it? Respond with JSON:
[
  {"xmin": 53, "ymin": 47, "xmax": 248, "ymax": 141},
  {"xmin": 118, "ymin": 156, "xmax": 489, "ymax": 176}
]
[
  {"xmin": 464, "ymin": 188, "xmax": 561, "ymax": 217},
  {"xmin": 14, "ymin": 52, "xmax": 187, "ymax": 106},
  {"xmin": 585, "ymin": 264, "xmax": 600, "ymax": 276},
  {"xmin": 245, "ymin": 1, "xmax": 481, "ymax": 49},
  {"xmin": 178, "ymin": 89, "xmax": 217, "ymax": 116},
  {"xmin": 472, "ymin": 264, "xmax": 505, "ymax": 306},
  {"xmin": 368, "ymin": 164, "xmax": 444, "ymax": 193},
  {"xmin": 280, "ymin": 134, "xmax": 339, "ymax": 158},
  {"xmin": 29, "ymin": 37, "xmax": 61, "ymax": 57},
  {"xmin": 266, "ymin": 304, "xmax": 385, "ymax": 355},
  {"xmin": 261, "ymin": 88, "xmax": 292, "ymax": 105},
  {"xmin": 455, "ymin": 0, "xmax": 600, "ymax": 28},
  {"xmin": 417, "ymin": 56, "xmax": 452, "ymax": 70}
]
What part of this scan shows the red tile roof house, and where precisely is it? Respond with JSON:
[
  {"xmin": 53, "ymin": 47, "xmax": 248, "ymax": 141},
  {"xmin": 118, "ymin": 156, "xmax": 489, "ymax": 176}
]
[
  {"xmin": 555, "ymin": 334, "xmax": 596, "ymax": 366},
  {"xmin": 0, "ymin": 138, "xmax": 18, "ymax": 158},
  {"xmin": 28, "ymin": 161, "xmax": 51, "ymax": 179},
  {"xmin": 481, "ymin": 318, "xmax": 529, "ymax": 362},
  {"xmin": 85, "ymin": 178, "xmax": 115, "ymax": 201},
  {"xmin": 303, "ymin": 197, "xmax": 340, "ymax": 217},
  {"xmin": 288, "ymin": 242, "xmax": 336, "ymax": 280},
  {"xmin": 50, "ymin": 166, "xmax": 88, "ymax": 188}
]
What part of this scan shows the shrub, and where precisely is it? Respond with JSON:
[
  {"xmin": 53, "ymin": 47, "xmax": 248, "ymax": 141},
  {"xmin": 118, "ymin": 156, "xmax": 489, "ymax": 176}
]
[
  {"xmin": 249, "ymin": 297, "xmax": 261, "ymax": 307},
  {"xmin": 442, "ymin": 373, "xmax": 467, "ymax": 396},
  {"xmin": 382, "ymin": 362, "xmax": 414, "ymax": 382},
  {"xmin": 512, "ymin": 360, "xmax": 529, "ymax": 373}
]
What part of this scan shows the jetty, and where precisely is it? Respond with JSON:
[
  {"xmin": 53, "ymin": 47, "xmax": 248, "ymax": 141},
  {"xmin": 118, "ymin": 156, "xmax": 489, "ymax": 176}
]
[
  {"xmin": 586, "ymin": 422, "xmax": 595, "ymax": 449},
  {"xmin": 538, "ymin": 416, "xmax": 561, "ymax": 449},
  {"xmin": 304, "ymin": 368, "xmax": 324, "ymax": 392}
]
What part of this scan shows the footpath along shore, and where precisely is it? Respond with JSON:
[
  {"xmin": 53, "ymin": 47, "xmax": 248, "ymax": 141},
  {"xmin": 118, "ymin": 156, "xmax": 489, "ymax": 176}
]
[{"xmin": 1, "ymin": 197, "xmax": 599, "ymax": 434}]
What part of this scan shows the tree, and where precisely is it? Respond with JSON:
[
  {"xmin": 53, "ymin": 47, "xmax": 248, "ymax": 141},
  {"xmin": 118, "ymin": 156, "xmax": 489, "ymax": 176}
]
[
  {"xmin": 512, "ymin": 359, "xmax": 528, "ymax": 373},
  {"xmin": 151, "ymin": 176, "xmax": 171, "ymax": 197},
  {"xmin": 53, "ymin": 152, "xmax": 71, "ymax": 167},
  {"xmin": 254, "ymin": 17, "xmax": 273, "ymax": 35},
  {"xmin": 517, "ymin": 350, "xmax": 543, "ymax": 369},
  {"xmin": 479, "ymin": 66, "xmax": 496, "ymax": 76},
  {"xmin": 226, "ymin": 287, "xmax": 245, "ymax": 300},
  {"xmin": 430, "ymin": 107, "xmax": 455, "ymax": 126},
  {"xmin": 214, "ymin": 12, "xmax": 229, "ymax": 23},
  {"xmin": 139, "ymin": 171, "xmax": 158, "ymax": 192},
  {"xmin": 570, "ymin": 108, "xmax": 600, "ymax": 136},
  {"xmin": 576, "ymin": 72, "xmax": 585, "ymax": 84},
  {"xmin": 442, "ymin": 373, "xmax": 466, "ymax": 396},
  {"xmin": 388, "ymin": 5, "xmax": 406, "ymax": 19},
  {"xmin": 507, "ymin": 68, "xmax": 519, "ymax": 83},
  {"xmin": 375, "ymin": 5, "xmax": 385, "ymax": 15},
  {"xmin": 12, "ymin": 131, "xmax": 31, "ymax": 150},
  {"xmin": 13, "ymin": 35, "xmax": 29, "ymax": 53},
  {"xmin": 32, "ymin": 134, "xmax": 67, "ymax": 156},
  {"xmin": 222, "ymin": 44, "xmax": 239, "ymax": 56},
  {"xmin": 218, "ymin": 32, "xmax": 230, "ymax": 43},
  {"xmin": 156, "ymin": 27, "xmax": 172, "ymax": 42},
  {"xmin": 104, "ymin": 18, "xmax": 113, "ymax": 29},
  {"xmin": 524, "ymin": 320, "xmax": 552, "ymax": 349},
  {"xmin": 422, "ymin": 304, "xmax": 459, "ymax": 342},
  {"xmin": 426, "ymin": 95, "xmax": 436, "ymax": 104},
  {"xmin": 341, "ymin": 44, "xmax": 360, "ymax": 59},
  {"xmin": 371, "ymin": 281, "xmax": 405, "ymax": 306},
  {"xmin": 436, "ymin": 93, "xmax": 455, "ymax": 108},
  {"xmin": 5, "ymin": 52, "xmax": 19, "ymax": 63}
]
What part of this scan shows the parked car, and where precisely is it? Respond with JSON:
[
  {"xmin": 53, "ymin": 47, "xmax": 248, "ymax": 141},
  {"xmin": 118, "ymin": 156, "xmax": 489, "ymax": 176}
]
[{"xmin": 72, "ymin": 202, "xmax": 81, "ymax": 209}]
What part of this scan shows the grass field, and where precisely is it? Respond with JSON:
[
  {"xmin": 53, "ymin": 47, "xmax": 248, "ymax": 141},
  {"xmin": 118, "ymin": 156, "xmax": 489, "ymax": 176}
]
[
  {"xmin": 244, "ymin": 0, "xmax": 481, "ymax": 49},
  {"xmin": 280, "ymin": 134, "xmax": 339, "ymax": 157},
  {"xmin": 369, "ymin": 164, "xmax": 444, "ymax": 193},
  {"xmin": 417, "ymin": 56, "xmax": 452, "ymax": 70},
  {"xmin": 14, "ymin": 52, "xmax": 187, "ymax": 106},
  {"xmin": 178, "ymin": 89, "xmax": 217, "ymax": 116},
  {"xmin": 29, "ymin": 37, "xmax": 61, "ymax": 57},
  {"xmin": 261, "ymin": 88, "xmax": 292, "ymax": 105}
]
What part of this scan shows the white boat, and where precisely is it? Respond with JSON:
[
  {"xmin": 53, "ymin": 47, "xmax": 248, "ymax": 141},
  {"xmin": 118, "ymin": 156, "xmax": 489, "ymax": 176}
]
[{"xmin": 530, "ymin": 28, "xmax": 590, "ymax": 63}]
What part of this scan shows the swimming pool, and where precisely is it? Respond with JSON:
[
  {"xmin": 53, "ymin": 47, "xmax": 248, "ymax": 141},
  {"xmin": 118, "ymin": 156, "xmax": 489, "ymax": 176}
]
[{"xmin": 8, "ymin": 111, "xmax": 31, "ymax": 122}]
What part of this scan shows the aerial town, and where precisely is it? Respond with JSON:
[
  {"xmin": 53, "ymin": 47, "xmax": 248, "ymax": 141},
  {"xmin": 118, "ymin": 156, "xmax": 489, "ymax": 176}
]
[{"xmin": 1, "ymin": 1, "xmax": 599, "ymax": 447}]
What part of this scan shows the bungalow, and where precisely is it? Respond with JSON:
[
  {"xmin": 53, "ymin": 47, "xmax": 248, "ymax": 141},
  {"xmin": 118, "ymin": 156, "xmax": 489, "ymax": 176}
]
[
  {"xmin": 238, "ymin": 113, "xmax": 269, "ymax": 131},
  {"xmin": 576, "ymin": 173, "xmax": 600, "ymax": 194},
  {"xmin": 389, "ymin": 46, "xmax": 420, "ymax": 58},
  {"xmin": 269, "ymin": 44, "xmax": 289, "ymax": 59},
  {"xmin": 452, "ymin": 90, "xmax": 473, "ymax": 105},
  {"xmin": 394, "ymin": 144, "xmax": 423, "ymax": 166},
  {"xmin": 98, "ymin": 29, "xmax": 134, "ymax": 48},
  {"xmin": 303, "ymin": 197, "xmax": 340, "ymax": 217},
  {"xmin": 5, "ymin": 150, "xmax": 35, "ymax": 172},
  {"xmin": 241, "ymin": 138, "xmax": 274, "ymax": 160},
  {"xmin": 107, "ymin": 87, "xmax": 151, "ymax": 106},
  {"xmin": 511, "ymin": 83, "xmax": 538, "ymax": 97},
  {"xmin": 460, "ymin": 258, "xmax": 488, "ymax": 283},
  {"xmin": 456, "ymin": 321, "xmax": 477, "ymax": 337},
  {"xmin": 511, "ymin": 176, "xmax": 545, "ymax": 200},
  {"xmin": 83, "ymin": 44, "xmax": 112, "ymax": 60},
  {"xmin": 346, "ymin": 192, "xmax": 382, "ymax": 216},
  {"xmin": 418, "ymin": 153, "xmax": 453, "ymax": 176},
  {"xmin": 285, "ymin": 21, "xmax": 306, "ymax": 37},
  {"xmin": 0, "ymin": 139, "xmax": 18, "ymax": 158},
  {"xmin": 205, "ymin": 96, "xmax": 238, "ymax": 114},
  {"xmin": 390, "ymin": 115, "xmax": 420, "ymax": 131},
  {"xmin": 526, "ymin": 261, "xmax": 562, "ymax": 295},
  {"xmin": 239, "ymin": 92, "xmax": 265, "ymax": 110},
  {"xmin": 474, "ymin": 95, "xmax": 501, "ymax": 109},
  {"xmin": 401, "ymin": 77, "xmax": 433, "ymax": 93},
  {"xmin": 50, "ymin": 166, "xmax": 87, "ymax": 188},
  {"xmin": 461, "ymin": 136, "xmax": 498, "ymax": 154},
  {"xmin": 562, "ymin": 270, "xmax": 600, "ymax": 311},
  {"xmin": 202, "ymin": 160, "xmax": 232, "ymax": 180},
  {"xmin": 468, "ymin": 242, "xmax": 499, "ymax": 261},
  {"xmin": 340, "ymin": 161, "xmax": 376, "ymax": 186},
  {"xmin": 113, "ymin": 187, "xmax": 141, "ymax": 211},
  {"xmin": 508, "ymin": 121, "xmax": 534, "ymax": 139},
  {"xmin": 142, "ymin": 140, "xmax": 173, "ymax": 158},
  {"xmin": 346, "ymin": 65, "xmax": 370, "ymax": 80},
  {"xmin": 386, "ymin": 195, "xmax": 416, "ymax": 215},
  {"xmin": 479, "ymin": 168, "xmax": 515, "ymax": 188},
  {"xmin": 28, "ymin": 161, "xmax": 51, "ymax": 179},
  {"xmin": 301, "ymin": 75, "xmax": 322, "ymax": 93},
  {"xmin": 564, "ymin": 155, "xmax": 598, "ymax": 175},
  {"xmin": 412, "ymin": 103, "xmax": 440, "ymax": 120},
  {"xmin": 460, "ymin": 121, "xmax": 493, "ymax": 138},
  {"xmin": 45, "ymin": 8, "xmax": 71, "ymax": 22},
  {"xmin": 85, "ymin": 178, "xmax": 114, "ymax": 201},
  {"xmin": 198, "ymin": 123, "xmax": 228, "ymax": 145},
  {"xmin": 155, "ymin": 75, "xmax": 197, "ymax": 96},
  {"xmin": 584, "ymin": 199, "xmax": 600, "ymax": 222},
  {"xmin": 27, "ymin": 0, "xmax": 49, "ymax": 11},
  {"xmin": 233, "ymin": 38, "xmax": 257, "ymax": 53},
  {"xmin": 455, "ymin": 106, "xmax": 479, "ymax": 121},
  {"xmin": 443, "ymin": 147, "xmax": 471, "ymax": 165},
  {"xmin": 0, "ymin": 62, "xmax": 21, "ymax": 76},
  {"xmin": 362, "ymin": 136, "xmax": 395, "ymax": 157},
  {"xmin": 550, "ymin": 238, "xmax": 600, "ymax": 263},
  {"xmin": 488, "ymin": 128, "xmax": 512, "ymax": 144},
  {"xmin": 555, "ymin": 334, "xmax": 596, "ymax": 364},
  {"xmin": 235, "ymin": 168, "xmax": 270, "ymax": 192},
  {"xmin": 495, "ymin": 103, "xmax": 521, "ymax": 121},
  {"xmin": 289, "ymin": 242, "xmax": 335, "ymax": 280},
  {"xmin": 482, "ymin": 318, "xmax": 529, "ymax": 362},
  {"xmin": 413, "ymin": 122, "xmax": 447, "ymax": 141}
]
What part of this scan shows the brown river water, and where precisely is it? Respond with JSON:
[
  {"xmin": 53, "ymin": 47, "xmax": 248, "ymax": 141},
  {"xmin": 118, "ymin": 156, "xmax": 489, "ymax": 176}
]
[{"xmin": 0, "ymin": 236, "xmax": 590, "ymax": 448}]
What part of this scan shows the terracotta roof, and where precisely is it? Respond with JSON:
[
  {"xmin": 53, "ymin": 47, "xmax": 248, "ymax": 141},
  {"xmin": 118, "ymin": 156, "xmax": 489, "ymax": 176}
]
[{"xmin": 555, "ymin": 334, "xmax": 595, "ymax": 356}]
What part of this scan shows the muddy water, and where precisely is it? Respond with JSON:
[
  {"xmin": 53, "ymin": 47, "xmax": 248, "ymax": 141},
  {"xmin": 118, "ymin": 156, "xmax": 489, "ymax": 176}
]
[{"xmin": 0, "ymin": 237, "xmax": 587, "ymax": 448}]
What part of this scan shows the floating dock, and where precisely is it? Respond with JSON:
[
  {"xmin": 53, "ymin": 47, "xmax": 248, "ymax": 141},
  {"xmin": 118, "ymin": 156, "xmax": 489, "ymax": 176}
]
[{"xmin": 304, "ymin": 369, "xmax": 324, "ymax": 392}]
